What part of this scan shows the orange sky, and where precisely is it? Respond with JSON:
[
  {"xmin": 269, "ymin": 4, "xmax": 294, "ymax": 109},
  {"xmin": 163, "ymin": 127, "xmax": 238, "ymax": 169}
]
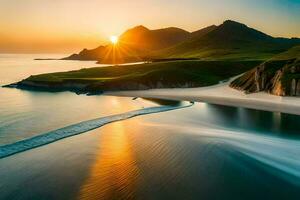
[{"xmin": 0, "ymin": 0, "xmax": 299, "ymax": 53}]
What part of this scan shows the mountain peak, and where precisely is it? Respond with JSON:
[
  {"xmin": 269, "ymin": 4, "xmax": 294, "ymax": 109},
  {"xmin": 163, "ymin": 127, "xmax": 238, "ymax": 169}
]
[
  {"xmin": 120, "ymin": 25, "xmax": 150, "ymax": 38},
  {"xmin": 130, "ymin": 25, "xmax": 149, "ymax": 32},
  {"xmin": 207, "ymin": 19, "xmax": 274, "ymax": 42},
  {"xmin": 221, "ymin": 20, "xmax": 248, "ymax": 28}
]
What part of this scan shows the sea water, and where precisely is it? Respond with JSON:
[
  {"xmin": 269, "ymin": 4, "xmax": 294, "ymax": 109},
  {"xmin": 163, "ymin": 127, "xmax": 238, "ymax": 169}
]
[{"xmin": 1, "ymin": 54, "xmax": 300, "ymax": 200}]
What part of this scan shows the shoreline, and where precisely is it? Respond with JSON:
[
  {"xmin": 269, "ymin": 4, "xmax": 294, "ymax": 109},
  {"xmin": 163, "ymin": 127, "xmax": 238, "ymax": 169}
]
[{"xmin": 106, "ymin": 81, "xmax": 300, "ymax": 116}]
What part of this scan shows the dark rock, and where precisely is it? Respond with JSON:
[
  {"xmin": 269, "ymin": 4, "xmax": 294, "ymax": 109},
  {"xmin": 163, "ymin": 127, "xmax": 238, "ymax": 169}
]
[{"xmin": 230, "ymin": 59, "xmax": 300, "ymax": 96}]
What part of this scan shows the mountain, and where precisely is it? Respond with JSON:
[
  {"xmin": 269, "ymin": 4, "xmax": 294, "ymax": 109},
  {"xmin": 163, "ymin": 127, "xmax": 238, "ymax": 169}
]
[
  {"xmin": 230, "ymin": 46, "xmax": 300, "ymax": 96},
  {"xmin": 118, "ymin": 25, "xmax": 190, "ymax": 51},
  {"xmin": 190, "ymin": 25, "xmax": 217, "ymax": 38},
  {"xmin": 157, "ymin": 20, "xmax": 300, "ymax": 60},
  {"xmin": 64, "ymin": 25, "xmax": 191, "ymax": 63},
  {"xmin": 64, "ymin": 20, "xmax": 300, "ymax": 63}
]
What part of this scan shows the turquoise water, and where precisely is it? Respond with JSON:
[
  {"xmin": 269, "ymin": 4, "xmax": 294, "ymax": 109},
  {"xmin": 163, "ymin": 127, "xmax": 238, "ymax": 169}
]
[{"xmin": 1, "ymin": 54, "xmax": 300, "ymax": 200}]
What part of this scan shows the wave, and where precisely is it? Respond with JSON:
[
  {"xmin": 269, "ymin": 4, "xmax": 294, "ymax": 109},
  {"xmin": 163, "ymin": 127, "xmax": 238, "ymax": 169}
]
[
  {"xmin": 159, "ymin": 123, "xmax": 300, "ymax": 182},
  {"xmin": 0, "ymin": 102, "xmax": 193, "ymax": 159}
]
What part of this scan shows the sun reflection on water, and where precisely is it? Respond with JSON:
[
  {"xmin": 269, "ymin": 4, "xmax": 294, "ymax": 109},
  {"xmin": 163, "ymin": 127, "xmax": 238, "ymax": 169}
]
[{"xmin": 79, "ymin": 121, "xmax": 140, "ymax": 200}]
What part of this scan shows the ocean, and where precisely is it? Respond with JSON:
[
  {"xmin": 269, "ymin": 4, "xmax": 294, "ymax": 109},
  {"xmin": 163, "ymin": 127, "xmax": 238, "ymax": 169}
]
[{"xmin": 1, "ymin": 54, "xmax": 300, "ymax": 200}]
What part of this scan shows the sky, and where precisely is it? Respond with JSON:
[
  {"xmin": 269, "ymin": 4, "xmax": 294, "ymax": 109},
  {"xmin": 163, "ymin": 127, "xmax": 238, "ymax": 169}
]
[{"xmin": 0, "ymin": 0, "xmax": 299, "ymax": 53}]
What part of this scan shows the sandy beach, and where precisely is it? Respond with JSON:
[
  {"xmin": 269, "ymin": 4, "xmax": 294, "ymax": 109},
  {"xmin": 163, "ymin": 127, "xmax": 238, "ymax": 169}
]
[{"xmin": 107, "ymin": 81, "xmax": 300, "ymax": 115}]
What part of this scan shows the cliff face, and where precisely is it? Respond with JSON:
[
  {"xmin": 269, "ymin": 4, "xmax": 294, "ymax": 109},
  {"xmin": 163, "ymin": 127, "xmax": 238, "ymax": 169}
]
[{"xmin": 230, "ymin": 59, "xmax": 300, "ymax": 96}]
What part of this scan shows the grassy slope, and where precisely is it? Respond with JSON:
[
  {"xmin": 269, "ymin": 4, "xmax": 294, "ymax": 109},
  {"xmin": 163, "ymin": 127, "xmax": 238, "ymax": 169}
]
[
  {"xmin": 65, "ymin": 21, "xmax": 300, "ymax": 63},
  {"xmin": 24, "ymin": 60, "xmax": 261, "ymax": 92},
  {"xmin": 156, "ymin": 21, "xmax": 300, "ymax": 61},
  {"xmin": 271, "ymin": 46, "xmax": 300, "ymax": 60}
]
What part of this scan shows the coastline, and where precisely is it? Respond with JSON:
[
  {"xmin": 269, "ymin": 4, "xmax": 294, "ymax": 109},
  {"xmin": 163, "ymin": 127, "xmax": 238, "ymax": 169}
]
[{"xmin": 106, "ymin": 81, "xmax": 300, "ymax": 116}]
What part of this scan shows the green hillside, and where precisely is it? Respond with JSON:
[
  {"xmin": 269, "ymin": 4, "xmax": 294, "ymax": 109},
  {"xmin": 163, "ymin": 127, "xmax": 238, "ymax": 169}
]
[
  {"xmin": 157, "ymin": 20, "xmax": 300, "ymax": 61},
  {"xmin": 64, "ymin": 20, "xmax": 300, "ymax": 63},
  {"xmin": 12, "ymin": 60, "xmax": 261, "ymax": 93},
  {"xmin": 271, "ymin": 45, "xmax": 300, "ymax": 60}
]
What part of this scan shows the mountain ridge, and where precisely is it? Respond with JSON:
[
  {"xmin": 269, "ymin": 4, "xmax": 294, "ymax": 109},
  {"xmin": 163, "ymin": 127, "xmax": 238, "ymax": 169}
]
[
  {"xmin": 64, "ymin": 20, "xmax": 300, "ymax": 63},
  {"xmin": 157, "ymin": 20, "xmax": 300, "ymax": 60},
  {"xmin": 64, "ymin": 25, "xmax": 193, "ymax": 63}
]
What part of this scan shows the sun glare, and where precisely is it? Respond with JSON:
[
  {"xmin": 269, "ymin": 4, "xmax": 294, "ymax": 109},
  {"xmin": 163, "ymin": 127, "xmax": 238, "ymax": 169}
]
[{"xmin": 110, "ymin": 36, "xmax": 119, "ymax": 45}]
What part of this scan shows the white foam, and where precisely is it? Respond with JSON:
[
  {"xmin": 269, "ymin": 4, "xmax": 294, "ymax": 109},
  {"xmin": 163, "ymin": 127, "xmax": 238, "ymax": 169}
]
[{"xmin": 0, "ymin": 102, "xmax": 193, "ymax": 159}]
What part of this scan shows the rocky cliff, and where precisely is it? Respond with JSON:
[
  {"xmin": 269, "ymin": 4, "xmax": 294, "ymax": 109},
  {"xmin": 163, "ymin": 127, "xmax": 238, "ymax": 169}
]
[{"xmin": 230, "ymin": 59, "xmax": 300, "ymax": 96}]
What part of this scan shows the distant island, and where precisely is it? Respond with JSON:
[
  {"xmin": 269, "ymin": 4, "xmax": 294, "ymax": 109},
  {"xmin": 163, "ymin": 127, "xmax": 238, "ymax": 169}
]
[{"xmin": 6, "ymin": 20, "xmax": 300, "ymax": 97}]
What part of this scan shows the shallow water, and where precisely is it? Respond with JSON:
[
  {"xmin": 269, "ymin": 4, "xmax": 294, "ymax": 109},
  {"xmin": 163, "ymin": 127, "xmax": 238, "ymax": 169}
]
[
  {"xmin": 0, "ymin": 54, "xmax": 144, "ymax": 145},
  {"xmin": 1, "ymin": 54, "xmax": 300, "ymax": 200}
]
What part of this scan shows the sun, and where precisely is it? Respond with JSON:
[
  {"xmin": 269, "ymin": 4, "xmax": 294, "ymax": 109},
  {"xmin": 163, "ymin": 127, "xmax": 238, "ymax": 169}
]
[{"xmin": 110, "ymin": 35, "xmax": 119, "ymax": 45}]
